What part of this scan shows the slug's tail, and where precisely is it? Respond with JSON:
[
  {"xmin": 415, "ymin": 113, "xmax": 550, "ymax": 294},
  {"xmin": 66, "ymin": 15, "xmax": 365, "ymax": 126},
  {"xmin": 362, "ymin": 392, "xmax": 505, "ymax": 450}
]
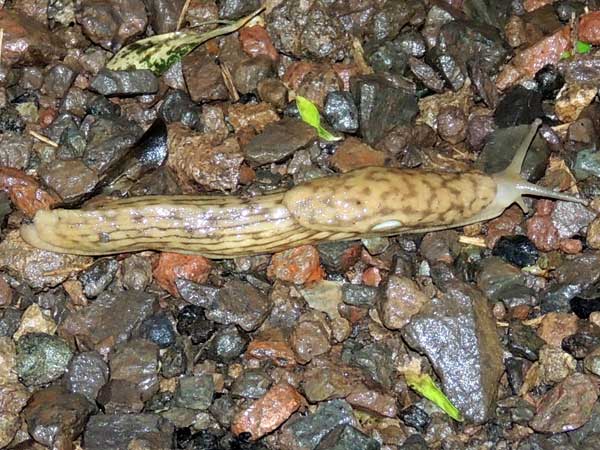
[{"xmin": 493, "ymin": 119, "xmax": 587, "ymax": 213}]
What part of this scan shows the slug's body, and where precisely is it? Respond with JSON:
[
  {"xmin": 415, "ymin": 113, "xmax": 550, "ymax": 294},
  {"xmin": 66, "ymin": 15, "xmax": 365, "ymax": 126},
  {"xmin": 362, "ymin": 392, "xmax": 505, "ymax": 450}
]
[{"xmin": 21, "ymin": 120, "xmax": 587, "ymax": 258}]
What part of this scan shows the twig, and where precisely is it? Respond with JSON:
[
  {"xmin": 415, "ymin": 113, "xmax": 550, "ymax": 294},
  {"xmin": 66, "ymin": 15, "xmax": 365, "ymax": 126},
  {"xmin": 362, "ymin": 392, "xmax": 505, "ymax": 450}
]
[
  {"xmin": 220, "ymin": 62, "xmax": 239, "ymax": 102},
  {"xmin": 0, "ymin": 28, "xmax": 4, "ymax": 65},
  {"xmin": 458, "ymin": 235, "xmax": 487, "ymax": 247},
  {"xmin": 29, "ymin": 130, "xmax": 59, "ymax": 148},
  {"xmin": 176, "ymin": 0, "xmax": 192, "ymax": 31}
]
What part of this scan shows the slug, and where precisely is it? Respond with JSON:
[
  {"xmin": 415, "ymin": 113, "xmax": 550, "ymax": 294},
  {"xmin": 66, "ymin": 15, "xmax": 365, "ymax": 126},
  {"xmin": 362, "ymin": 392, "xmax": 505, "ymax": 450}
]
[{"xmin": 21, "ymin": 119, "xmax": 587, "ymax": 259}]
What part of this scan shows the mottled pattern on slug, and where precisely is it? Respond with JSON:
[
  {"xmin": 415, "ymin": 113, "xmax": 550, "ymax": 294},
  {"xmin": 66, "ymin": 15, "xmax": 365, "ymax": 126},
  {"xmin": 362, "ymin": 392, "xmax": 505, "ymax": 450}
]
[
  {"xmin": 21, "ymin": 193, "xmax": 355, "ymax": 258},
  {"xmin": 283, "ymin": 167, "xmax": 497, "ymax": 233}
]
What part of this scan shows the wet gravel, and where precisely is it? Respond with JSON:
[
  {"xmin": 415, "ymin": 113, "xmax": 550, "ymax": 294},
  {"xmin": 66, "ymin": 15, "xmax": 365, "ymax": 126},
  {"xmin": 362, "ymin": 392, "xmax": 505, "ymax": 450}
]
[{"xmin": 0, "ymin": 1, "xmax": 599, "ymax": 450}]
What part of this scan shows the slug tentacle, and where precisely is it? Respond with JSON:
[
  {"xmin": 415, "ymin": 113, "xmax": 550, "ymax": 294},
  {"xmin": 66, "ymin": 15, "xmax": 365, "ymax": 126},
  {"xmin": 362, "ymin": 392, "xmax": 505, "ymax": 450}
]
[{"xmin": 491, "ymin": 119, "xmax": 587, "ymax": 214}]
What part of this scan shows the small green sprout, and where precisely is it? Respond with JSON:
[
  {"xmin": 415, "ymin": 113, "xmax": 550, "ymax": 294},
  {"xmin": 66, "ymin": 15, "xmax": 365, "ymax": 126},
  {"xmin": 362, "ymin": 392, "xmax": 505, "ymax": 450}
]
[
  {"xmin": 295, "ymin": 95, "xmax": 342, "ymax": 142},
  {"xmin": 405, "ymin": 371, "xmax": 463, "ymax": 422}
]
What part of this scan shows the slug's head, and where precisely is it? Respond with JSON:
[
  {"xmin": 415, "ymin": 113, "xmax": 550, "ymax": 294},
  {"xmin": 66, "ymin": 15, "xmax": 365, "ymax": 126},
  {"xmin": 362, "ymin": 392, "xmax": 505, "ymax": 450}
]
[{"xmin": 491, "ymin": 119, "xmax": 587, "ymax": 213}]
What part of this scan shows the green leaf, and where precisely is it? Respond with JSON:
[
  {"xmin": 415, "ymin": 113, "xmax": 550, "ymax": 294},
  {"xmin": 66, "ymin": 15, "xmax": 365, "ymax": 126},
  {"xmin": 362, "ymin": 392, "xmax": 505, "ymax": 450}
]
[
  {"xmin": 295, "ymin": 95, "xmax": 342, "ymax": 142},
  {"xmin": 560, "ymin": 50, "xmax": 572, "ymax": 60},
  {"xmin": 106, "ymin": 7, "xmax": 264, "ymax": 75},
  {"xmin": 405, "ymin": 371, "xmax": 463, "ymax": 422},
  {"xmin": 576, "ymin": 40, "xmax": 592, "ymax": 54}
]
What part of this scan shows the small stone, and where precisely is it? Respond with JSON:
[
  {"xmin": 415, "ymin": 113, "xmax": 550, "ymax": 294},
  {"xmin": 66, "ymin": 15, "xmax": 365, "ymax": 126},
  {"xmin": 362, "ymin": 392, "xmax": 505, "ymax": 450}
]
[
  {"xmin": 278, "ymin": 399, "xmax": 356, "ymax": 450},
  {"xmin": 183, "ymin": 50, "xmax": 228, "ymax": 103},
  {"xmin": 526, "ymin": 215, "xmax": 560, "ymax": 252},
  {"xmin": 323, "ymin": 91, "xmax": 359, "ymax": 134},
  {"xmin": 257, "ymin": 78, "xmax": 288, "ymax": 109},
  {"xmin": 508, "ymin": 321, "xmax": 545, "ymax": 361},
  {"xmin": 555, "ymin": 83, "xmax": 597, "ymax": 123},
  {"xmin": 538, "ymin": 345, "xmax": 576, "ymax": 383},
  {"xmin": 244, "ymin": 118, "xmax": 317, "ymax": 166},
  {"xmin": 232, "ymin": 383, "xmax": 304, "ymax": 440},
  {"xmin": 346, "ymin": 388, "xmax": 397, "ymax": 417},
  {"xmin": 0, "ymin": 132, "xmax": 32, "ymax": 170},
  {"xmin": 314, "ymin": 424, "xmax": 380, "ymax": 450},
  {"xmin": 153, "ymin": 252, "xmax": 212, "ymax": 297},
  {"xmin": 97, "ymin": 379, "xmax": 144, "ymax": 414},
  {"xmin": 377, "ymin": 275, "xmax": 428, "ymax": 330},
  {"xmin": 0, "ymin": 9, "xmax": 66, "ymax": 66},
  {"xmin": 176, "ymin": 305, "xmax": 215, "ymax": 345},
  {"xmin": 0, "ymin": 230, "xmax": 90, "ymax": 289},
  {"xmin": 437, "ymin": 106, "xmax": 467, "ymax": 144},
  {"xmin": 206, "ymin": 325, "xmax": 249, "ymax": 363},
  {"xmin": 551, "ymin": 201, "xmax": 596, "ymax": 240},
  {"xmin": 300, "ymin": 281, "xmax": 351, "ymax": 343},
  {"xmin": 64, "ymin": 351, "xmax": 109, "ymax": 403},
  {"xmin": 290, "ymin": 314, "xmax": 331, "ymax": 364},
  {"xmin": 351, "ymin": 74, "xmax": 418, "ymax": 144},
  {"xmin": 13, "ymin": 304, "xmax": 56, "ymax": 340},
  {"xmin": 204, "ymin": 280, "xmax": 271, "ymax": 332},
  {"xmin": 120, "ymin": 254, "xmax": 153, "ymax": 291},
  {"xmin": 330, "ymin": 138, "xmax": 386, "ymax": 172},
  {"xmin": 239, "ymin": 25, "xmax": 279, "ymax": 62},
  {"xmin": 0, "ymin": 337, "xmax": 17, "ymax": 384},
  {"xmin": 109, "ymin": 339, "xmax": 159, "ymax": 401},
  {"xmin": 268, "ymin": 245, "xmax": 324, "ymax": 285},
  {"xmin": 90, "ymin": 69, "xmax": 158, "ymax": 96},
  {"xmin": 78, "ymin": 258, "xmax": 118, "ymax": 298},
  {"xmin": 584, "ymin": 346, "xmax": 600, "ymax": 376},
  {"xmin": 82, "ymin": 414, "xmax": 174, "ymax": 450},
  {"xmin": 144, "ymin": 0, "xmax": 185, "ymax": 34},
  {"xmin": 42, "ymin": 64, "xmax": 76, "ymax": 98},
  {"xmin": 16, "ymin": 333, "xmax": 73, "ymax": 386},
  {"xmin": 530, "ymin": 373, "xmax": 598, "ymax": 433},
  {"xmin": 492, "ymin": 235, "xmax": 539, "ymax": 267},
  {"xmin": 579, "ymin": 12, "xmax": 600, "ymax": 45},
  {"xmin": 160, "ymin": 345, "xmax": 187, "ymax": 378},
  {"xmin": 399, "ymin": 405, "xmax": 430, "ymax": 433},
  {"xmin": 23, "ymin": 385, "xmax": 94, "ymax": 448},
  {"xmin": 59, "ymin": 290, "xmax": 157, "ymax": 353},
  {"xmin": 175, "ymin": 375, "xmax": 214, "ymax": 410},
  {"xmin": 78, "ymin": 0, "xmax": 147, "ymax": 51},
  {"xmin": 231, "ymin": 369, "xmax": 272, "ymax": 399},
  {"xmin": 38, "ymin": 159, "xmax": 99, "ymax": 202},
  {"xmin": 138, "ymin": 313, "xmax": 176, "ymax": 349},
  {"xmin": 245, "ymin": 334, "xmax": 296, "ymax": 367},
  {"xmin": 537, "ymin": 312, "xmax": 578, "ymax": 347}
]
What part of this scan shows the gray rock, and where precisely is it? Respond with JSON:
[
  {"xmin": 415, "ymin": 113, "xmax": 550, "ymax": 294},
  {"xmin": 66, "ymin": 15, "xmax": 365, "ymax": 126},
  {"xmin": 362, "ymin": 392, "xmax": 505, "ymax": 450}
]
[
  {"xmin": 205, "ymin": 279, "xmax": 271, "ymax": 331},
  {"xmin": 231, "ymin": 368, "xmax": 272, "ymax": 399},
  {"xmin": 278, "ymin": 400, "xmax": 357, "ymax": 450},
  {"xmin": 175, "ymin": 375, "xmax": 214, "ymax": 410},
  {"xmin": 315, "ymin": 424, "xmax": 380, "ymax": 450},
  {"xmin": 476, "ymin": 257, "xmax": 534, "ymax": 304},
  {"xmin": 351, "ymin": 74, "xmax": 418, "ymax": 144},
  {"xmin": 59, "ymin": 290, "xmax": 157, "ymax": 351},
  {"xmin": 324, "ymin": 91, "xmax": 359, "ymax": 133},
  {"xmin": 0, "ymin": 131, "xmax": 32, "ymax": 169},
  {"xmin": 206, "ymin": 324, "xmax": 249, "ymax": 363},
  {"xmin": 109, "ymin": 338, "xmax": 159, "ymax": 401},
  {"xmin": 143, "ymin": 0, "xmax": 184, "ymax": 33},
  {"xmin": 342, "ymin": 284, "xmax": 378, "ymax": 307},
  {"xmin": 402, "ymin": 281, "xmax": 504, "ymax": 423},
  {"xmin": 83, "ymin": 414, "xmax": 174, "ymax": 450},
  {"xmin": 541, "ymin": 252, "xmax": 600, "ymax": 313},
  {"xmin": 219, "ymin": 0, "xmax": 261, "ymax": 19},
  {"xmin": 42, "ymin": 64, "xmax": 77, "ymax": 98},
  {"xmin": 82, "ymin": 116, "xmax": 142, "ymax": 173},
  {"xmin": 551, "ymin": 201, "xmax": 596, "ymax": 239},
  {"xmin": 244, "ymin": 118, "xmax": 317, "ymax": 166},
  {"xmin": 16, "ymin": 333, "xmax": 73, "ymax": 386},
  {"xmin": 64, "ymin": 351, "xmax": 109, "ymax": 403},
  {"xmin": 78, "ymin": 258, "xmax": 118, "ymax": 298},
  {"xmin": 90, "ymin": 69, "xmax": 159, "ymax": 96}
]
